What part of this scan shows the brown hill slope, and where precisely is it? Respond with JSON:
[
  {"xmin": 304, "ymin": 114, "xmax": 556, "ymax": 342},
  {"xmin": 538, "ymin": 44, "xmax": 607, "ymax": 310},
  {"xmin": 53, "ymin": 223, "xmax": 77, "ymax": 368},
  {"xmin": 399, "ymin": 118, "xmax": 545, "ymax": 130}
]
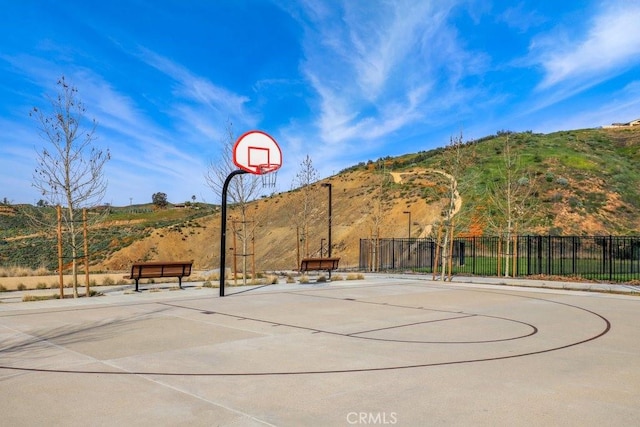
[
  {"xmin": 99, "ymin": 168, "xmax": 452, "ymax": 272},
  {"xmin": 96, "ymin": 126, "xmax": 640, "ymax": 272}
]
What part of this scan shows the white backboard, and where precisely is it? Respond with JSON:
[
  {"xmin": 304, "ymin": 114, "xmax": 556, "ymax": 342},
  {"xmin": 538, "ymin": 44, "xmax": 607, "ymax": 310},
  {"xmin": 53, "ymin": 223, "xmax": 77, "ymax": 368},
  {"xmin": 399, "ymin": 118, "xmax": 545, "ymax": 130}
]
[{"xmin": 233, "ymin": 130, "xmax": 282, "ymax": 174}]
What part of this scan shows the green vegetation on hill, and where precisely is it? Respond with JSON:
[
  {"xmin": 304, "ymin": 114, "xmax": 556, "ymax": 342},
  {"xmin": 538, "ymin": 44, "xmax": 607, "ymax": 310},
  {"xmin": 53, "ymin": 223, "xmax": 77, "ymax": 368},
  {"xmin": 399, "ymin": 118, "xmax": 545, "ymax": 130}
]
[
  {"xmin": 0, "ymin": 203, "xmax": 217, "ymax": 270},
  {"xmin": 346, "ymin": 127, "xmax": 640, "ymax": 235}
]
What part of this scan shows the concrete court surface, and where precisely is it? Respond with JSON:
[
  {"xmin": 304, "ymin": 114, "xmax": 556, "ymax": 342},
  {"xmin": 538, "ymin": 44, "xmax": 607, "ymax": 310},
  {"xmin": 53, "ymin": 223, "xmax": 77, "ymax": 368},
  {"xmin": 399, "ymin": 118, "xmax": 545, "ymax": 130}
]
[{"xmin": 0, "ymin": 275, "xmax": 638, "ymax": 426}]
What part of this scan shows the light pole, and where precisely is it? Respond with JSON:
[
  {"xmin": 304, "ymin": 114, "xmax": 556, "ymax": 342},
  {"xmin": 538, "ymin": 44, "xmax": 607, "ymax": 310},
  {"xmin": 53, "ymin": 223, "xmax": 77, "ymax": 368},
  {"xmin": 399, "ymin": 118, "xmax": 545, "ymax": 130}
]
[
  {"xmin": 403, "ymin": 210, "xmax": 411, "ymax": 261},
  {"xmin": 403, "ymin": 211, "xmax": 411, "ymax": 240},
  {"xmin": 321, "ymin": 183, "xmax": 332, "ymax": 274}
]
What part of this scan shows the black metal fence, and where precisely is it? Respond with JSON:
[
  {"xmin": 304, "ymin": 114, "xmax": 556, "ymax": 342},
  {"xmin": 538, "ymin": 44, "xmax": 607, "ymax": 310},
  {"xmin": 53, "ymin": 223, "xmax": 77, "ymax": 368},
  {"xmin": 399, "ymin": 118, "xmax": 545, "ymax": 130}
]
[{"xmin": 359, "ymin": 236, "xmax": 640, "ymax": 282}]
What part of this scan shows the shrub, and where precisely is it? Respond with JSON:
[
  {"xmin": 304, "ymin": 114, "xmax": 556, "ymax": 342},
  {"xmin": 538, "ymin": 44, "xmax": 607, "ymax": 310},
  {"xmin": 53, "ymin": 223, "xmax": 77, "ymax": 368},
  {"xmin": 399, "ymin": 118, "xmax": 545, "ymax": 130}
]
[
  {"xmin": 317, "ymin": 275, "xmax": 327, "ymax": 282},
  {"xmin": 299, "ymin": 275, "xmax": 310, "ymax": 284},
  {"xmin": 102, "ymin": 276, "xmax": 115, "ymax": 286},
  {"xmin": 36, "ymin": 282, "xmax": 47, "ymax": 289},
  {"xmin": 286, "ymin": 275, "xmax": 296, "ymax": 284},
  {"xmin": 332, "ymin": 274, "xmax": 344, "ymax": 281},
  {"xmin": 267, "ymin": 275, "xmax": 278, "ymax": 284},
  {"xmin": 0, "ymin": 285, "xmax": 6, "ymax": 292},
  {"xmin": 33, "ymin": 266, "xmax": 50, "ymax": 276},
  {"xmin": 202, "ymin": 281, "xmax": 213, "ymax": 288},
  {"xmin": 17, "ymin": 283, "xmax": 27, "ymax": 291}
]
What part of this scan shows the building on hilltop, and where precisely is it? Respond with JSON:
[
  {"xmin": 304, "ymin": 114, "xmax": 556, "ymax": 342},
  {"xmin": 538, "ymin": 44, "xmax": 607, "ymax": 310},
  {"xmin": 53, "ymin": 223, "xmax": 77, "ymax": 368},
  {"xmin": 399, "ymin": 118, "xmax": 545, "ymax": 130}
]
[{"xmin": 604, "ymin": 118, "xmax": 640, "ymax": 128}]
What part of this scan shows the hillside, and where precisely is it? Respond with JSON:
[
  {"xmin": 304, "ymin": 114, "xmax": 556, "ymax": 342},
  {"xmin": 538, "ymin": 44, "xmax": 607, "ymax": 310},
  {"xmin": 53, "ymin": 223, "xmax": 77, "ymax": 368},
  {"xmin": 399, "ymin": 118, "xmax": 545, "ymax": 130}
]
[{"xmin": 2, "ymin": 126, "xmax": 640, "ymax": 273}]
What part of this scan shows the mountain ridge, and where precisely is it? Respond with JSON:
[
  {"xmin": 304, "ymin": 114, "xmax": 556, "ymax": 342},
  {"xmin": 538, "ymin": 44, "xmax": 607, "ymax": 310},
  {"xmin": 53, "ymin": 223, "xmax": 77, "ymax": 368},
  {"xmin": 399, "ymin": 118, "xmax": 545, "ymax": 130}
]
[{"xmin": 2, "ymin": 126, "xmax": 640, "ymax": 273}]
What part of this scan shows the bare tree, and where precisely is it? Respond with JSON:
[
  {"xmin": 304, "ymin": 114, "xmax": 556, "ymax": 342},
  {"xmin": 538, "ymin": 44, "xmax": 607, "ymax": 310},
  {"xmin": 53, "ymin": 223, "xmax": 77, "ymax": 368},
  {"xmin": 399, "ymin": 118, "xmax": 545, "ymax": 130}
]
[
  {"xmin": 205, "ymin": 121, "xmax": 261, "ymax": 285},
  {"xmin": 485, "ymin": 133, "xmax": 538, "ymax": 277},
  {"xmin": 363, "ymin": 160, "xmax": 392, "ymax": 271},
  {"xmin": 434, "ymin": 132, "xmax": 471, "ymax": 281},
  {"xmin": 289, "ymin": 155, "xmax": 320, "ymax": 264},
  {"xmin": 30, "ymin": 76, "xmax": 109, "ymax": 298}
]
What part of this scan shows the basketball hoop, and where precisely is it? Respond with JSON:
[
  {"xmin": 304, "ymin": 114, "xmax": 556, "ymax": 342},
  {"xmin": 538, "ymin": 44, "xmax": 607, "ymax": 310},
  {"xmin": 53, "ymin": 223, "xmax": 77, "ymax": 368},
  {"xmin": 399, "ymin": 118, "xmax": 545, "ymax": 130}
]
[{"xmin": 259, "ymin": 164, "xmax": 278, "ymax": 188}]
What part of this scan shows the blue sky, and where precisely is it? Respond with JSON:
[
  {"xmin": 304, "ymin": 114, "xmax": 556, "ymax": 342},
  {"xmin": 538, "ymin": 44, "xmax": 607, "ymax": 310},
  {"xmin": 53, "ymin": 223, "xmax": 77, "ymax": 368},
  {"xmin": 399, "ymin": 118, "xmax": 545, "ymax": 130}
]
[{"xmin": 2, "ymin": 0, "xmax": 640, "ymax": 206}]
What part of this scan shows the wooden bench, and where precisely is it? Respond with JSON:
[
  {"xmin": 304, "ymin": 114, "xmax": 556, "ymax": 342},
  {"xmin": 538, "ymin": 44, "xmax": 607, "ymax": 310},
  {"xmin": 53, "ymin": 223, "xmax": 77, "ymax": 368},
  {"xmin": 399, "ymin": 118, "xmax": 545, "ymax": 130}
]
[
  {"xmin": 300, "ymin": 257, "xmax": 340, "ymax": 273},
  {"xmin": 125, "ymin": 261, "xmax": 193, "ymax": 291}
]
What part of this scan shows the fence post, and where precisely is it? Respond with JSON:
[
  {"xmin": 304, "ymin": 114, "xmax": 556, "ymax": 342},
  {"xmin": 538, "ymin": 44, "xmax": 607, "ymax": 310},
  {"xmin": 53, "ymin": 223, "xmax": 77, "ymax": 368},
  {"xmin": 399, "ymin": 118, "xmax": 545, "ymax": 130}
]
[
  {"xmin": 392, "ymin": 238, "xmax": 395, "ymax": 270},
  {"xmin": 472, "ymin": 236, "xmax": 476, "ymax": 275},
  {"xmin": 497, "ymin": 238, "xmax": 502, "ymax": 277},
  {"xmin": 609, "ymin": 235, "xmax": 613, "ymax": 282}
]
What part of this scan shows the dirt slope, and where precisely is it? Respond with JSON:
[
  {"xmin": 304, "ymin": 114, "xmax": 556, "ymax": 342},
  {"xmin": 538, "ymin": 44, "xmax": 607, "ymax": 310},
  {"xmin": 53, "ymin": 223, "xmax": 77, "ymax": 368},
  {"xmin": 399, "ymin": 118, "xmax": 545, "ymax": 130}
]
[{"xmin": 98, "ymin": 168, "xmax": 447, "ymax": 272}]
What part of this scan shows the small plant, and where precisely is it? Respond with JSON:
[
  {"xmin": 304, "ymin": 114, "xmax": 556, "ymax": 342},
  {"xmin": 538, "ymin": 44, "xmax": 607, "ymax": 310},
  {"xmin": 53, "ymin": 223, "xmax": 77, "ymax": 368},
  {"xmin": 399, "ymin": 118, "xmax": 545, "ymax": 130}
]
[
  {"xmin": 0, "ymin": 285, "xmax": 7, "ymax": 292},
  {"xmin": 36, "ymin": 282, "xmax": 47, "ymax": 289},
  {"xmin": 332, "ymin": 274, "xmax": 344, "ymax": 281},
  {"xmin": 102, "ymin": 276, "xmax": 115, "ymax": 286},
  {"xmin": 17, "ymin": 283, "xmax": 27, "ymax": 291},
  {"xmin": 299, "ymin": 275, "xmax": 310, "ymax": 284},
  {"xmin": 266, "ymin": 275, "xmax": 278, "ymax": 284},
  {"xmin": 317, "ymin": 275, "xmax": 327, "ymax": 282},
  {"xmin": 286, "ymin": 275, "xmax": 296, "ymax": 284},
  {"xmin": 202, "ymin": 280, "xmax": 213, "ymax": 288}
]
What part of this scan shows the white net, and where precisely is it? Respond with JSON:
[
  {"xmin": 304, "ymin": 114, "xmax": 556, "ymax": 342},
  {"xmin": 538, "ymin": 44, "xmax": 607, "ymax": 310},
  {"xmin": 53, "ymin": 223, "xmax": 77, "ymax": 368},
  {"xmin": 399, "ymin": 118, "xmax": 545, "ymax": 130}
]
[{"xmin": 259, "ymin": 164, "xmax": 278, "ymax": 188}]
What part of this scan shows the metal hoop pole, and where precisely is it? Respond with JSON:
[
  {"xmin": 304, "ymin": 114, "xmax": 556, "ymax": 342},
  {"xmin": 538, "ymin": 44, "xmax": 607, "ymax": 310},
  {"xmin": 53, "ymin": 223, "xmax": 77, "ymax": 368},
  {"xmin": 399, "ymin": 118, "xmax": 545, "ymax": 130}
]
[{"xmin": 220, "ymin": 169, "xmax": 248, "ymax": 297}]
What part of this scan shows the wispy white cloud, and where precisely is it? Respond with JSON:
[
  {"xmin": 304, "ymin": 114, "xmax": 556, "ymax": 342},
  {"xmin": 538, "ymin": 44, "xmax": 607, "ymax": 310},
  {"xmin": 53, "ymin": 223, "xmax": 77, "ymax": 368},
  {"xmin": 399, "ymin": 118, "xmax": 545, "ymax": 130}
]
[
  {"xmin": 497, "ymin": 2, "xmax": 546, "ymax": 32},
  {"xmin": 0, "ymin": 53, "xmax": 215, "ymax": 205},
  {"xmin": 536, "ymin": 79, "xmax": 640, "ymax": 132},
  {"xmin": 534, "ymin": 2, "xmax": 640, "ymax": 89},
  {"xmin": 283, "ymin": 0, "xmax": 469, "ymax": 154},
  {"xmin": 135, "ymin": 47, "xmax": 257, "ymax": 129}
]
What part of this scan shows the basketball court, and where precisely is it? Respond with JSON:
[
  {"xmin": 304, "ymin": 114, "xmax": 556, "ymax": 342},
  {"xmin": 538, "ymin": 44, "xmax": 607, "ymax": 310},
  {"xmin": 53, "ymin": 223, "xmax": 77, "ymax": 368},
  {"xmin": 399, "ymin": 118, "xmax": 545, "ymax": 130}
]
[
  {"xmin": 1, "ymin": 275, "xmax": 638, "ymax": 426},
  {"xmin": 2, "ymin": 131, "xmax": 639, "ymax": 425}
]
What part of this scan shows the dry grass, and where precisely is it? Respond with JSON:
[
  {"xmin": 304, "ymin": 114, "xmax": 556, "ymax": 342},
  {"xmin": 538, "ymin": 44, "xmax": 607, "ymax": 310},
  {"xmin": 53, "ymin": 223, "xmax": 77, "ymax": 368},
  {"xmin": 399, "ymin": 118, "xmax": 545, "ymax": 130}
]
[
  {"xmin": 266, "ymin": 275, "xmax": 279, "ymax": 284},
  {"xmin": 0, "ymin": 273, "xmax": 126, "ymax": 291},
  {"xmin": 0, "ymin": 266, "xmax": 51, "ymax": 278}
]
